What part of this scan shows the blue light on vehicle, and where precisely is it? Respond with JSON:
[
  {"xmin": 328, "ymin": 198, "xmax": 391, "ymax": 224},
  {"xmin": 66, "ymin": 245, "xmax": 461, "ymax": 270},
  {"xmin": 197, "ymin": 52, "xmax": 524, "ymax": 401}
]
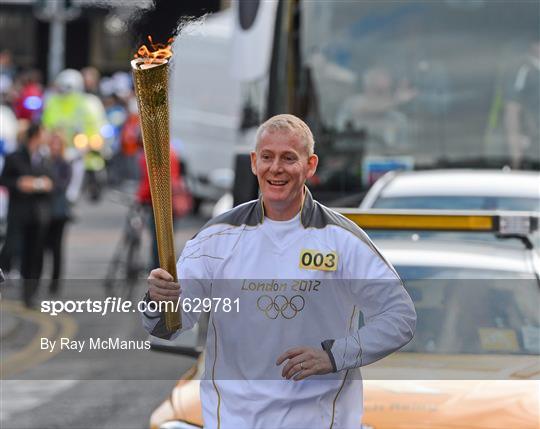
[
  {"xmin": 22, "ymin": 96, "xmax": 42, "ymax": 111},
  {"xmin": 100, "ymin": 124, "xmax": 115, "ymax": 139}
]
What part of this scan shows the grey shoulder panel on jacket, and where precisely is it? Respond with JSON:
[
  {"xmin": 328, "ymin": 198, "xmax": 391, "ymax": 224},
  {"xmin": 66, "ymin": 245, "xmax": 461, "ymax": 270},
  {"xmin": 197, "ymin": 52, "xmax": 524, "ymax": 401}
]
[
  {"xmin": 306, "ymin": 200, "xmax": 400, "ymax": 279},
  {"xmin": 194, "ymin": 199, "xmax": 262, "ymax": 238},
  {"xmin": 304, "ymin": 199, "xmax": 368, "ymax": 240}
]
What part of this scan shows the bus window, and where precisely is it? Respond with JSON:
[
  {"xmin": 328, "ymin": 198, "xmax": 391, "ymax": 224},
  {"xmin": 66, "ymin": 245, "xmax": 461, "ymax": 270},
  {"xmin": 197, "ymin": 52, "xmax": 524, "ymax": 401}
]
[{"xmin": 285, "ymin": 1, "xmax": 540, "ymax": 203}]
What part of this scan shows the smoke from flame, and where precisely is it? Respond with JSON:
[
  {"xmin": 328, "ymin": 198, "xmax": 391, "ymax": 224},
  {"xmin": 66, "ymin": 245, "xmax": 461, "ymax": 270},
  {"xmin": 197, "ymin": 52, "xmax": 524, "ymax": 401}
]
[{"xmin": 134, "ymin": 35, "xmax": 173, "ymax": 64}]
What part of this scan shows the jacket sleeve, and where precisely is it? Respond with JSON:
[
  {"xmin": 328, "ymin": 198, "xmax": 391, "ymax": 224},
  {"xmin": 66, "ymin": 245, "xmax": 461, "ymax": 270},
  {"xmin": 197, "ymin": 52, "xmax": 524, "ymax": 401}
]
[
  {"xmin": 0, "ymin": 153, "xmax": 20, "ymax": 192},
  {"xmin": 322, "ymin": 238, "xmax": 416, "ymax": 372},
  {"xmin": 141, "ymin": 235, "xmax": 212, "ymax": 340}
]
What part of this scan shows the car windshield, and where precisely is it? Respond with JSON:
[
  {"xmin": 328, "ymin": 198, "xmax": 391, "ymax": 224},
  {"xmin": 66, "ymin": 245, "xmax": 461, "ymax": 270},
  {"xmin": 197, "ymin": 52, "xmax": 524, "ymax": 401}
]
[
  {"xmin": 300, "ymin": 1, "xmax": 540, "ymax": 187},
  {"xmin": 372, "ymin": 196, "xmax": 540, "ymax": 211},
  {"xmin": 393, "ymin": 266, "xmax": 539, "ymax": 355}
]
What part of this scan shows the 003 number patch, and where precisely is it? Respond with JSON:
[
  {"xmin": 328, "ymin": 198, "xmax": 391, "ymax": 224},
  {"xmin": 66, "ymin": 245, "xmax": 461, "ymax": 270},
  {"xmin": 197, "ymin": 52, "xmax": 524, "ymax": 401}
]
[{"xmin": 299, "ymin": 249, "xmax": 338, "ymax": 271}]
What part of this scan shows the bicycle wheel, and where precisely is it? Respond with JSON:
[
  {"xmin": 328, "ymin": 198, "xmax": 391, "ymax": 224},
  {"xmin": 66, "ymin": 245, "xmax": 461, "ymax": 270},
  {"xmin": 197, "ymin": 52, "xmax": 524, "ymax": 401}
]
[
  {"xmin": 123, "ymin": 235, "xmax": 142, "ymax": 299},
  {"xmin": 103, "ymin": 203, "xmax": 148, "ymax": 299},
  {"xmin": 103, "ymin": 230, "xmax": 133, "ymax": 297},
  {"xmin": 103, "ymin": 251, "xmax": 125, "ymax": 297}
]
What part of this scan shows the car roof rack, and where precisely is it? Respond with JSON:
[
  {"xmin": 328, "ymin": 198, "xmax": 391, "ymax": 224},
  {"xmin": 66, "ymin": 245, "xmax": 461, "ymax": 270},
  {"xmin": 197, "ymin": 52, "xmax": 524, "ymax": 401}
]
[{"xmin": 336, "ymin": 209, "xmax": 538, "ymax": 248}]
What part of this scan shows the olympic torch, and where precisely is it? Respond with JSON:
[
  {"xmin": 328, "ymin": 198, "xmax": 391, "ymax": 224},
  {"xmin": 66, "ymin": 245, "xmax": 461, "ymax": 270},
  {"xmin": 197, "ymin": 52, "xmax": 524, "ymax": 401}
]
[{"xmin": 131, "ymin": 37, "xmax": 180, "ymax": 332}]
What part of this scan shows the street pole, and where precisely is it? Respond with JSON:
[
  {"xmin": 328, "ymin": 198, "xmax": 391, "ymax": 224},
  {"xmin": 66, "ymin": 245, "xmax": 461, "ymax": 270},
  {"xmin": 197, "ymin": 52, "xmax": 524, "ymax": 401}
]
[
  {"xmin": 35, "ymin": 0, "xmax": 80, "ymax": 83},
  {"xmin": 48, "ymin": 1, "xmax": 65, "ymax": 83}
]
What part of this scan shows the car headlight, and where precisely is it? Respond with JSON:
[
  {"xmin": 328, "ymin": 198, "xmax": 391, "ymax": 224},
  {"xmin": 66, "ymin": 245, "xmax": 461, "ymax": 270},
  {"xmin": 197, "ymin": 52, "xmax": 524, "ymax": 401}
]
[{"xmin": 159, "ymin": 421, "xmax": 202, "ymax": 429}]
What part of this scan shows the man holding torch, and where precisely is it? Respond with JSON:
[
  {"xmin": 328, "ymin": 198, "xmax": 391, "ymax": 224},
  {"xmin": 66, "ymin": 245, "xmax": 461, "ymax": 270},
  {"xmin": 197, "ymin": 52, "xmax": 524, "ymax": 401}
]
[{"xmin": 142, "ymin": 113, "xmax": 416, "ymax": 428}]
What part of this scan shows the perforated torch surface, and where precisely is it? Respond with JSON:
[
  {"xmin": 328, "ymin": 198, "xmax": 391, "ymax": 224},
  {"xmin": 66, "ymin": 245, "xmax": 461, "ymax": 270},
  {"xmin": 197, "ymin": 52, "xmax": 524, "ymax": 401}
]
[{"xmin": 132, "ymin": 60, "xmax": 180, "ymax": 331}]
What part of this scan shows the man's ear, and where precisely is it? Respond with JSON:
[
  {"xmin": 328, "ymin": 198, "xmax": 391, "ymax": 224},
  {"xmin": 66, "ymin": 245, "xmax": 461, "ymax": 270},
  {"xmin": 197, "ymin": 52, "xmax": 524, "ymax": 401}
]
[
  {"xmin": 306, "ymin": 154, "xmax": 319, "ymax": 179},
  {"xmin": 250, "ymin": 151, "xmax": 257, "ymax": 175}
]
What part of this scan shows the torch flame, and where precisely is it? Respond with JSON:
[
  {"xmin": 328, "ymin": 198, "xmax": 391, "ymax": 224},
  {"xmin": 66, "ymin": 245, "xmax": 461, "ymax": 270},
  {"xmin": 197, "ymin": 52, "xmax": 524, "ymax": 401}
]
[{"xmin": 134, "ymin": 35, "xmax": 173, "ymax": 65}]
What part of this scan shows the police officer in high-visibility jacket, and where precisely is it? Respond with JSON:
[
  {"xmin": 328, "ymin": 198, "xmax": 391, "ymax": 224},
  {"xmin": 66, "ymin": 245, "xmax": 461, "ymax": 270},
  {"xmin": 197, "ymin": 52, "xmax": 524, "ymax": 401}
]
[
  {"xmin": 143, "ymin": 114, "xmax": 416, "ymax": 429},
  {"xmin": 42, "ymin": 69, "xmax": 107, "ymax": 203}
]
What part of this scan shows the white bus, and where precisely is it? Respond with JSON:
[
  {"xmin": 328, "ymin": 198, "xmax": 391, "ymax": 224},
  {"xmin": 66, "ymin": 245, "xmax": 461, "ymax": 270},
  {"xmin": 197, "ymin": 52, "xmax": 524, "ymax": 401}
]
[
  {"xmin": 169, "ymin": 9, "xmax": 241, "ymax": 211},
  {"xmin": 231, "ymin": 0, "xmax": 540, "ymax": 206}
]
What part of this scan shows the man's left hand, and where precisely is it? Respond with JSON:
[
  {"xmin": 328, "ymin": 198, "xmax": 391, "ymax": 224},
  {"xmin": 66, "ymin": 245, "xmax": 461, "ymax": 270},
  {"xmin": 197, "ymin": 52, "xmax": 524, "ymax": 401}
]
[{"xmin": 276, "ymin": 346, "xmax": 333, "ymax": 381}]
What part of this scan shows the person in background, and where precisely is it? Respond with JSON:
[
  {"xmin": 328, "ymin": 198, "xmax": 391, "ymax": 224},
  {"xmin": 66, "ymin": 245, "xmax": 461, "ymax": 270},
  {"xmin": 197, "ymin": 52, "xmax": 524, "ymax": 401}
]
[
  {"xmin": 42, "ymin": 68, "xmax": 106, "ymax": 204},
  {"xmin": 136, "ymin": 133, "xmax": 182, "ymax": 269},
  {"xmin": 0, "ymin": 97, "xmax": 21, "ymax": 276},
  {"xmin": 100, "ymin": 73, "xmax": 133, "ymax": 185},
  {"xmin": 102, "ymin": 91, "xmax": 127, "ymax": 179},
  {"xmin": 0, "ymin": 76, "xmax": 18, "ymax": 268},
  {"xmin": 0, "ymin": 75, "xmax": 17, "ymax": 172},
  {"xmin": 336, "ymin": 66, "xmax": 413, "ymax": 148},
  {"xmin": 0, "ymin": 123, "xmax": 53, "ymax": 307},
  {"xmin": 81, "ymin": 66, "xmax": 101, "ymax": 96},
  {"xmin": 118, "ymin": 97, "xmax": 140, "ymax": 182},
  {"xmin": 13, "ymin": 69, "xmax": 44, "ymax": 122},
  {"xmin": 44, "ymin": 131, "xmax": 72, "ymax": 296},
  {"xmin": 0, "ymin": 50, "xmax": 16, "ymax": 81}
]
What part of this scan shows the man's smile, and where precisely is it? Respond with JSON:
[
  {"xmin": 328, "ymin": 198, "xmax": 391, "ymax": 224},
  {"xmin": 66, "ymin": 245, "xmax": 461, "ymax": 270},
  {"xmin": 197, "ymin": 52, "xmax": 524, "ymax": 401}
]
[{"xmin": 267, "ymin": 179, "xmax": 288, "ymax": 186}]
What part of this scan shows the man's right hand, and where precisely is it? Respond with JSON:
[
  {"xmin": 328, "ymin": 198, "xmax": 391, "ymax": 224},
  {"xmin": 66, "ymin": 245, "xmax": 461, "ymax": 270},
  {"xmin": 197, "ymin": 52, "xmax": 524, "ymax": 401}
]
[{"xmin": 147, "ymin": 268, "xmax": 181, "ymax": 302}]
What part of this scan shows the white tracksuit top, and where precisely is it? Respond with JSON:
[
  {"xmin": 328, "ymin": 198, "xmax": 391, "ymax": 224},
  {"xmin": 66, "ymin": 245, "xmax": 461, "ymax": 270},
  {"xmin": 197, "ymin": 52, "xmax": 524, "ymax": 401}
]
[{"xmin": 143, "ymin": 189, "xmax": 416, "ymax": 429}]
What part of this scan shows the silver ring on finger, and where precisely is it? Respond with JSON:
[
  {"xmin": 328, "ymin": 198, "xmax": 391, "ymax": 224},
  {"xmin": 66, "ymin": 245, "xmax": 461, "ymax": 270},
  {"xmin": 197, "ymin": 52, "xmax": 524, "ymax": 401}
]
[{"xmin": 300, "ymin": 362, "xmax": 305, "ymax": 370}]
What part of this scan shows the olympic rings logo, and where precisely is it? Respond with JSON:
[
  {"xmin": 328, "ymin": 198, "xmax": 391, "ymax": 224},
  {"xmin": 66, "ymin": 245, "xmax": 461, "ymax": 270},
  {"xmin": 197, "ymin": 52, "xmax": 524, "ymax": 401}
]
[{"xmin": 256, "ymin": 295, "xmax": 305, "ymax": 319}]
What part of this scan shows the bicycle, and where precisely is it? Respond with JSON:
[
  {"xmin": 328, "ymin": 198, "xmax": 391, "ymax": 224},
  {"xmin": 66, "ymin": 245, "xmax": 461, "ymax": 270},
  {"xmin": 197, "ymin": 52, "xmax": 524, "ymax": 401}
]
[{"xmin": 103, "ymin": 190, "xmax": 150, "ymax": 299}]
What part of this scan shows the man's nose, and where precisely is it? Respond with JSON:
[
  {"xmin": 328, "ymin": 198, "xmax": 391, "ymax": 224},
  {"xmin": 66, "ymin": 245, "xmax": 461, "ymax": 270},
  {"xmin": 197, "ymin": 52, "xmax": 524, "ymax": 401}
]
[{"xmin": 269, "ymin": 158, "xmax": 284, "ymax": 173}]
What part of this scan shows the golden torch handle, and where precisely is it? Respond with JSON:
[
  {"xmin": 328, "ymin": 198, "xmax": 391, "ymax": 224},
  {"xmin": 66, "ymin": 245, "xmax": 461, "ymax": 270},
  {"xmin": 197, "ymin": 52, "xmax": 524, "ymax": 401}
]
[{"xmin": 131, "ymin": 58, "xmax": 181, "ymax": 332}]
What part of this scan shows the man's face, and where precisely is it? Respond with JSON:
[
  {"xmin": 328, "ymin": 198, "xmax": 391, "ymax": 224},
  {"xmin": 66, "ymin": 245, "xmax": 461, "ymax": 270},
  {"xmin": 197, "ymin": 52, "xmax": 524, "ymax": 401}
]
[
  {"xmin": 251, "ymin": 129, "xmax": 318, "ymax": 220},
  {"xmin": 49, "ymin": 134, "xmax": 64, "ymax": 157}
]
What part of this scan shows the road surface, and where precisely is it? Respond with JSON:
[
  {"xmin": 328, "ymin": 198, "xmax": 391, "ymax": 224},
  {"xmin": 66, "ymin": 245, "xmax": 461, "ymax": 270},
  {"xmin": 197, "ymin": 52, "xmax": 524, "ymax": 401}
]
[{"xmin": 1, "ymin": 190, "xmax": 206, "ymax": 429}]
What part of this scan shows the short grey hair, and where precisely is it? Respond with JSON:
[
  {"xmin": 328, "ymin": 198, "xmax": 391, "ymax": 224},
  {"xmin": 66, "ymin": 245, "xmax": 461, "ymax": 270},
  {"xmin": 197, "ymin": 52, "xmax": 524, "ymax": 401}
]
[{"xmin": 255, "ymin": 114, "xmax": 315, "ymax": 156}]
